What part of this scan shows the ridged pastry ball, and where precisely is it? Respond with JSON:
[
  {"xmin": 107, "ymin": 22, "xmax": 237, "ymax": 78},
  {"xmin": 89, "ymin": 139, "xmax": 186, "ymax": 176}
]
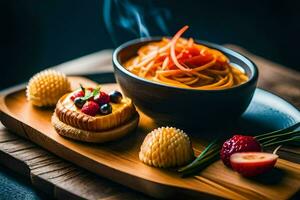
[
  {"xmin": 26, "ymin": 69, "xmax": 70, "ymax": 107},
  {"xmin": 139, "ymin": 127, "xmax": 194, "ymax": 168}
]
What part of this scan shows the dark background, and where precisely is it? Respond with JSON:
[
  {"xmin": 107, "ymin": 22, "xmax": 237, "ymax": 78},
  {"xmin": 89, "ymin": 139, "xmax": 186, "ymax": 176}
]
[
  {"xmin": 0, "ymin": 1, "xmax": 300, "ymax": 198},
  {"xmin": 1, "ymin": 0, "xmax": 300, "ymax": 90}
]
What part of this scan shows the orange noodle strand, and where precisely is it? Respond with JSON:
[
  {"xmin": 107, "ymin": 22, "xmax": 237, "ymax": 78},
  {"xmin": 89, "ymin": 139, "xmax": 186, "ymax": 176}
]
[{"xmin": 124, "ymin": 26, "xmax": 248, "ymax": 90}]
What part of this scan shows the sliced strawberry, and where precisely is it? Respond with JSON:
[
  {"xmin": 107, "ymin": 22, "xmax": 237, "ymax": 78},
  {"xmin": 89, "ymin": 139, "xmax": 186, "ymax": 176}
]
[
  {"xmin": 70, "ymin": 90, "xmax": 84, "ymax": 101},
  {"xmin": 221, "ymin": 135, "xmax": 262, "ymax": 167},
  {"xmin": 230, "ymin": 152, "xmax": 278, "ymax": 177},
  {"xmin": 81, "ymin": 101, "xmax": 99, "ymax": 116}
]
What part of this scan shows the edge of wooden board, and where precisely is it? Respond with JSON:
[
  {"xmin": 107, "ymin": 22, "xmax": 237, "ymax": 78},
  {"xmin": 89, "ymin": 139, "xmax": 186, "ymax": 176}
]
[{"xmin": 0, "ymin": 124, "xmax": 150, "ymax": 200}]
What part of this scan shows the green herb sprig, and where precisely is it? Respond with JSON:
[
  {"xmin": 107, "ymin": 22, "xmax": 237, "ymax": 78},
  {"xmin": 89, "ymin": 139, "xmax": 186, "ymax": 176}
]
[
  {"xmin": 80, "ymin": 85, "xmax": 101, "ymax": 101},
  {"xmin": 179, "ymin": 122, "xmax": 300, "ymax": 177}
]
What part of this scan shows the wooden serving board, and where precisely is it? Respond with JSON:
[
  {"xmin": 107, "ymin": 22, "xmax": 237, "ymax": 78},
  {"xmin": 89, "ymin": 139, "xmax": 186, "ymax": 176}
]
[{"xmin": 1, "ymin": 76, "xmax": 300, "ymax": 200}]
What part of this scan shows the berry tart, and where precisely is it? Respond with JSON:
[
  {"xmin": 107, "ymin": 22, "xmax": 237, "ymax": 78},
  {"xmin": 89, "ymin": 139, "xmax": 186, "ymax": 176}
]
[{"xmin": 51, "ymin": 85, "xmax": 139, "ymax": 143}]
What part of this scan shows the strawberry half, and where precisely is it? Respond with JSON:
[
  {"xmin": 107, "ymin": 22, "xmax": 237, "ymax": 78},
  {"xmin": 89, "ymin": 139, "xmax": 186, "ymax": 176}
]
[
  {"xmin": 221, "ymin": 135, "xmax": 261, "ymax": 167},
  {"xmin": 230, "ymin": 152, "xmax": 278, "ymax": 176},
  {"xmin": 81, "ymin": 101, "xmax": 99, "ymax": 116}
]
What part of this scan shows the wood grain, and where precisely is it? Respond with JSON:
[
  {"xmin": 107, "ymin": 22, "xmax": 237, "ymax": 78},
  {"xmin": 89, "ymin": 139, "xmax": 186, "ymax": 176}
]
[
  {"xmin": 0, "ymin": 123, "xmax": 149, "ymax": 200},
  {"xmin": 1, "ymin": 76, "xmax": 300, "ymax": 200}
]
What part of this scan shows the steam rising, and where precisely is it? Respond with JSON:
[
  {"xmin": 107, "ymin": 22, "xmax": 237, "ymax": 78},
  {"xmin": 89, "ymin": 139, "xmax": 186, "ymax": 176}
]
[{"xmin": 103, "ymin": 0, "xmax": 170, "ymax": 45}]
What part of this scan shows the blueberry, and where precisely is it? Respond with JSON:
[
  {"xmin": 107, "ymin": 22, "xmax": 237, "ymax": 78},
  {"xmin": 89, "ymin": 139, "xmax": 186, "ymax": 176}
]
[
  {"xmin": 109, "ymin": 91, "xmax": 123, "ymax": 103},
  {"xmin": 100, "ymin": 103, "xmax": 112, "ymax": 115},
  {"xmin": 74, "ymin": 97, "xmax": 86, "ymax": 108}
]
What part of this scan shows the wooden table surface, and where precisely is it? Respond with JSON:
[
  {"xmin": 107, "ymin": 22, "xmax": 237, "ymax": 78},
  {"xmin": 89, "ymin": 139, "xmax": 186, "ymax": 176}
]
[{"xmin": 0, "ymin": 45, "xmax": 299, "ymax": 200}]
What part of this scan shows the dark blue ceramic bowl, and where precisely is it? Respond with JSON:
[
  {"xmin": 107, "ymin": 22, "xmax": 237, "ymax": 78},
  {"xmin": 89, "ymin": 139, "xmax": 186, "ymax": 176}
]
[{"xmin": 113, "ymin": 38, "xmax": 258, "ymax": 127}]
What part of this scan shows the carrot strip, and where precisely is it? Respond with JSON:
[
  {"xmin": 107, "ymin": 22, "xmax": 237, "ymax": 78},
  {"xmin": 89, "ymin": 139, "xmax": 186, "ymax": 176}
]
[
  {"xmin": 123, "ymin": 25, "xmax": 249, "ymax": 90},
  {"xmin": 170, "ymin": 26, "xmax": 192, "ymax": 72}
]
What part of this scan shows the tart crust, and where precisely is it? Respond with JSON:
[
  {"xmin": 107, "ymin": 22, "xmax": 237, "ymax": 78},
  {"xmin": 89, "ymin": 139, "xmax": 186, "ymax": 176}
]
[
  {"xmin": 55, "ymin": 93, "xmax": 137, "ymax": 131},
  {"xmin": 52, "ymin": 113, "xmax": 139, "ymax": 143}
]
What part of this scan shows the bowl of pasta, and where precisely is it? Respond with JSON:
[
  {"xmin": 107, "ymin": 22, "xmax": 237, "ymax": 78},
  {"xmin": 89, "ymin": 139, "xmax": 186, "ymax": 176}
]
[{"xmin": 113, "ymin": 26, "xmax": 258, "ymax": 127}]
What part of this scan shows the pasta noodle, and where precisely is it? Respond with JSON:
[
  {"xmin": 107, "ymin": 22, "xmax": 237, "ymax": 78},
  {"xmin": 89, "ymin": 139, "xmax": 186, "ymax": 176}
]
[{"xmin": 124, "ymin": 26, "xmax": 248, "ymax": 90}]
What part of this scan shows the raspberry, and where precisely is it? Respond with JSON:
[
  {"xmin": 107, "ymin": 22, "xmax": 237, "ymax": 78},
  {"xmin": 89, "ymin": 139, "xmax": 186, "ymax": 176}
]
[
  {"xmin": 70, "ymin": 90, "xmax": 84, "ymax": 101},
  {"xmin": 87, "ymin": 87, "xmax": 94, "ymax": 92},
  {"xmin": 93, "ymin": 92, "xmax": 110, "ymax": 105},
  {"xmin": 220, "ymin": 135, "xmax": 261, "ymax": 167},
  {"xmin": 81, "ymin": 101, "xmax": 99, "ymax": 116}
]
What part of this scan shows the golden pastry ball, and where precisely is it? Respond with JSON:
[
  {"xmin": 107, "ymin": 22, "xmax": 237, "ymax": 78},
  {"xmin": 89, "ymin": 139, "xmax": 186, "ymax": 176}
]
[
  {"xmin": 26, "ymin": 69, "xmax": 70, "ymax": 107},
  {"xmin": 139, "ymin": 127, "xmax": 194, "ymax": 168}
]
